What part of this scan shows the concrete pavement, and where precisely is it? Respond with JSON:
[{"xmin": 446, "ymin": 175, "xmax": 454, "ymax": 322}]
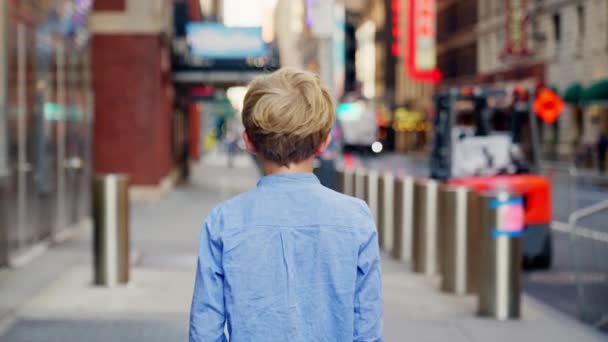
[{"xmin": 0, "ymin": 152, "xmax": 605, "ymax": 341}]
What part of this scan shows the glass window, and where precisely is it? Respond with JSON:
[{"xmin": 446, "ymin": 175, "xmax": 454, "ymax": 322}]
[
  {"xmin": 552, "ymin": 13, "xmax": 561, "ymax": 43},
  {"xmin": 577, "ymin": 5, "xmax": 584, "ymax": 36}
]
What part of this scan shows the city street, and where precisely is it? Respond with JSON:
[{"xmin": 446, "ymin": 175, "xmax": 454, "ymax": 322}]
[
  {"xmin": 356, "ymin": 152, "xmax": 608, "ymax": 331},
  {"xmin": 0, "ymin": 153, "xmax": 606, "ymax": 341}
]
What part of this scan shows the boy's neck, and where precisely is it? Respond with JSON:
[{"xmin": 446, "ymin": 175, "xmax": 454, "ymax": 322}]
[{"xmin": 261, "ymin": 157, "xmax": 315, "ymax": 176}]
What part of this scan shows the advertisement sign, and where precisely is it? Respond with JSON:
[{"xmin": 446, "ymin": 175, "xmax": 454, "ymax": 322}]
[
  {"xmin": 491, "ymin": 197, "xmax": 525, "ymax": 237},
  {"xmin": 186, "ymin": 23, "xmax": 266, "ymax": 59},
  {"xmin": 503, "ymin": 0, "xmax": 530, "ymax": 57},
  {"xmin": 405, "ymin": 0, "xmax": 442, "ymax": 84}
]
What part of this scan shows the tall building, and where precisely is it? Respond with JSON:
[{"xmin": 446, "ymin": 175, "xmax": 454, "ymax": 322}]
[{"xmin": 436, "ymin": 0, "xmax": 478, "ymax": 88}]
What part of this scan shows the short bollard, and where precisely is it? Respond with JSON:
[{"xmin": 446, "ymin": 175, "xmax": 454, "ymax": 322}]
[
  {"xmin": 478, "ymin": 191, "xmax": 523, "ymax": 320},
  {"xmin": 439, "ymin": 185, "xmax": 480, "ymax": 295},
  {"xmin": 378, "ymin": 173, "xmax": 394, "ymax": 252},
  {"xmin": 412, "ymin": 179, "xmax": 440, "ymax": 275},
  {"xmin": 366, "ymin": 170, "xmax": 380, "ymax": 226},
  {"xmin": 393, "ymin": 175, "xmax": 415, "ymax": 262},
  {"xmin": 354, "ymin": 169, "xmax": 367, "ymax": 200},
  {"xmin": 342, "ymin": 169, "xmax": 355, "ymax": 196},
  {"xmin": 336, "ymin": 167, "xmax": 345, "ymax": 193},
  {"xmin": 93, "ymin": 174, "xmax": 130, "ymax": 286}
]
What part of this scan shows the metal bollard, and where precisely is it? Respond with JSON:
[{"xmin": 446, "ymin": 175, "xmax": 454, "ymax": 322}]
[
  {"xmin": 336, "ymin": 167, "xmax": 345, "ymax": 194},
  {"xmin": 439, "ymin": 185, "xmax": 480, "ymax": 295},
  {"xmin": 412, "ymin": 179, "xmax": 440, "ymax": 275},
  {"xmin": 93, "ymin": 174, "xmax": 130, "ymax": 286},
  {"xmin": 342, "ymin": 169, "xmax": 355, "ymax": 196},
  {"xmin": 354, "ymin": 169, "xmax": 367, "ymax": 200},
  {"xmin": 393, "ymin": 176, "xmax": 415, "ymax": 261},
  {"xmin": 478, "ymin": 191, "xmax": 523, "ymax": 320},
  {"xmin": 377, "ymin": 173, "xmax": 394, "ymax": 252},
  {"xmin": 366, "ymin": 170, "xmax": 380, "ymax": 227}
]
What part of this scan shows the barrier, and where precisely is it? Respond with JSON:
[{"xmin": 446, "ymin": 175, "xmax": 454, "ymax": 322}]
[
  {"xmin": 366, "ymin": 170, "xmax": 380, "ymax": 227},
  {"xmin": 439, "ymin": 185, "xmax": 480, "ymax": 295},
  {"xmin": 412, "ymin": 179, "xmax": 440, "ymax": 275},
  {"xmin": 478, "ymin": 191, "xmax": 523, "ymax": 320},
  {"xmin": 93, "ymin": 174, "xmax": 130, "ymax": 286},
  {"xmin": 342, "ymin": 169, "xmax": 355, "ymax": 196},
  {"xmin": 378, "ymin": 173, "xmax": 394, "ymax": 252},
  {"xmin": 354, "ymin": 169, "xmax": 367, "ymax": 200},
  {"xmin": 393, "ymin": 175, "xmax": 415, "ymax": 262}
]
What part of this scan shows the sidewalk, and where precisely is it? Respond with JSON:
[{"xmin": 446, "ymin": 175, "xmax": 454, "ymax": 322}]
[{"xmin": 0, "ymin": 153, "xmax": 605, "ymax": 341}]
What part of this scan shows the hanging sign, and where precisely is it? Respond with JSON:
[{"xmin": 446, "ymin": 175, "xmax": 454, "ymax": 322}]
[
  {"xmin": 502, "ymin": 0, "xmax": 531, "ymax": 57},
  {"xmin": 405, "ymin": 0, "xmax": 442, "ymax": 84}
]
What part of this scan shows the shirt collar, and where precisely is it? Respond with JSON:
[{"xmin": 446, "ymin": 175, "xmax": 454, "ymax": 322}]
[{"xmin": 257, "ymin": 173, "xmax": 321, "ymax": 187}]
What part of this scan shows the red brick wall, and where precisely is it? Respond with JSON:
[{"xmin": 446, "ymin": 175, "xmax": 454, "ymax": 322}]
[
  {"xmin": 94, "ymin": 0, "xmax": 126, "ymax": 11},
  {"xmin": 92, "ymin": 34, "xmax": 172, "ymax": 186}
]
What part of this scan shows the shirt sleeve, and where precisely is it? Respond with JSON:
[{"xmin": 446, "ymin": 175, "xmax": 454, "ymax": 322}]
[
  {"xmin": 354, "ymin": 211, "xmax": 384, "ymax": 342},
  {"xmin": 189, "ymin": 209, "xmax": 227, "ymax": 342}
]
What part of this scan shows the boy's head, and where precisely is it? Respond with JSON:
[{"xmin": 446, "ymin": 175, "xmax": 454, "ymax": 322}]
[{"xmin": 242, "ymin": 68, "xmax": 335, "ymax": 166}]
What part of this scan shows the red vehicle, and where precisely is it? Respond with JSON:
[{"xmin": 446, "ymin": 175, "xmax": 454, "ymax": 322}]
[{"xmin": 431, "ymin": 87, "xmax": 552, "ymax": 269}]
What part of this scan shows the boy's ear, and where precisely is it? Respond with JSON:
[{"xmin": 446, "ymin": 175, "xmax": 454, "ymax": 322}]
[
  {"xmin": 315, "ymin": 134, "xmax": 332, "ymax": 155},
  {"xmin": 243, "ymin": 132, "xmax": 257, "ymax": 154}
]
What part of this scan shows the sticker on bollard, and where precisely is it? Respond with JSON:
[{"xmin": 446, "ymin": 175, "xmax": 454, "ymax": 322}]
[{"xmin": 491, "ymin": 198, "xmax": 525, "ymax": 238}]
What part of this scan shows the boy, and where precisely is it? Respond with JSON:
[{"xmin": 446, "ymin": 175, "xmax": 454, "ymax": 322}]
[{"xmin": 189, "ymin": 68, "xmax": 383, "ymax": 341}]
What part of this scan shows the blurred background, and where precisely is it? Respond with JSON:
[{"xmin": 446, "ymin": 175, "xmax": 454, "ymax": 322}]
[{"xmin": 0, "ymin": 0, "xmax": 607, "ymax": 341}]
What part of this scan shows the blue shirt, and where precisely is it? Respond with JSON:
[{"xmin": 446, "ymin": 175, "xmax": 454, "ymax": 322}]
[{"xmin": 189, "ymin": 173, "xmax": 383, "ymax": 341}]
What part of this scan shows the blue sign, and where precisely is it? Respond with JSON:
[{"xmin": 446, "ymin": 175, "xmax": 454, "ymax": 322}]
[{"xmin": 186, "ymin": 23, "xmax": 266, "ymax": 59}]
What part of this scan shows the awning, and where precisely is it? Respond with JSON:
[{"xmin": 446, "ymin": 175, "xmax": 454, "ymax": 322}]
[
  {"xmin": 563, "ymin": 83, "xmax": 583, "ymax": 104},
  {"xmin": 581, "ymin": 79, "xmax": 608, "ymax": 105}
]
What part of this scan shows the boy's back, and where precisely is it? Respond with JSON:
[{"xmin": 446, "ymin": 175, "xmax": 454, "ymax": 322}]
[
  {"xmin": 189, "ymin": 68, "xmax": 383, "ymax": 341},
  {"xmin": 190, "ymin": 174, "xmax": 383, "ymax": 341}
]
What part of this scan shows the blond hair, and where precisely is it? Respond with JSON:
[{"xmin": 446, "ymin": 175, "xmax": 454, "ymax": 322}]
[{"xmin": 242, "ymin": 68, "xmax": 335, "ymax": 165}]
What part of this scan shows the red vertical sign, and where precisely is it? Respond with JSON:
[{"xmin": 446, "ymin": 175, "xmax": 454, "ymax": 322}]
[{"xmin": 405, "ymin": 0, "xmax": 442, "ymax": 84}]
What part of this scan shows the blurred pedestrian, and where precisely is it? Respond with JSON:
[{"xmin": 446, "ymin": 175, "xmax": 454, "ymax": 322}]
[{"xmin": 189, "ymin": 68, "xmax": 384, "ymax": 341}]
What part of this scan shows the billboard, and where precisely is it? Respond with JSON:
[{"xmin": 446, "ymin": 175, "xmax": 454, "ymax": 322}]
[
  {"xmin": 186, "ymin": 23, "xmax": 266, "ymax": 59},
  {"xmin": 405, "ymin": 0, "xmax": 442, "ymax": 84}
]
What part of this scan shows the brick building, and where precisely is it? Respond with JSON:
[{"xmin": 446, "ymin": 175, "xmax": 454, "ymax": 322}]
[{"xmin": 91, "ymin": 0, "xmax": 175, "ymax": 191}]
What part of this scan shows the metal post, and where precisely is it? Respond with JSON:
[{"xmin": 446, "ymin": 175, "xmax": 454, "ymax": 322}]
[
  {"xmin": 93, "ymin": 174, "xmax": 130, "ymax": 286},
  {"xmin": 336, "ymin": 167, "xmax": 345, "ymax": 194},
  {"xmin": 478, "ymin": 191, "xmax": 523, "ymax": 320},
  {"xmin": 412, "ymin": 179, "xmax": 440, "ymax": 275},
  {"xmin": 366, "ymin": 170, "xmax": 380, "ymax": 226},
  {"xmin": 0, "ymin": 175, "xmax": 8, "ymax": 266},
  {"xmin": 354, "ymin": 169, "xmax": 367, "ymax": 200},
  {"xmin": 343, "ymin": 169, "xmax": 354, "ymax": 196},
  {"xmin": 439, "ymin": 185, "xmax": 480, "ymax": 295},
  {"xmin": 393, "ymin": 175, "xmax": 415, "ymax": 261},
  {"xmin": 528, "ymin": 87, "xmax": 541, "ymax": 173},
  {"xmin": 378, "ymin": 173, "xmax": 394, "ymax": 252}
]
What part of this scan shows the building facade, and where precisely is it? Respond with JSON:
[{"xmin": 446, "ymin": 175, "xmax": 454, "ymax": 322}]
[
  {"xmin": 91, "ymin": 0, "xmax": 175, "ymax": 192},
  {"xmin": 476, "ymin": 0, "xmax": 608, "ymax": 159},
  {"xmin": 0, "ymin": 0, "xmax": 94, "ymax": 267},
  {"xmin": 437, "ymin": 0, "xmax": 478, "ymax": 88}
]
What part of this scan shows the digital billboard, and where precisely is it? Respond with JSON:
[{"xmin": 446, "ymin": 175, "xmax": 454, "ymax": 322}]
[{"xmin": 186, "ymin": 23, "xmax": 266, "ymax": 59}]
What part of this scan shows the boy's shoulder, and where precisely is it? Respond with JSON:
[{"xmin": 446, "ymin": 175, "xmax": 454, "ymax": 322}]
[{"xmin": 209, "ymin": 184, "xmax": 374, "ymax": 229}]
